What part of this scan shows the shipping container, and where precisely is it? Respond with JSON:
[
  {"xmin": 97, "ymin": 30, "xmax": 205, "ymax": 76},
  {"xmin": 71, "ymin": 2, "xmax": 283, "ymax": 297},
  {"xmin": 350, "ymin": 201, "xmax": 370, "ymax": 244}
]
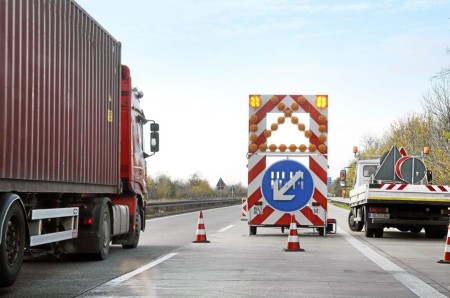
[{"xmin": 0, "ymin": 0, "xmax": 122, "ymax": 193}]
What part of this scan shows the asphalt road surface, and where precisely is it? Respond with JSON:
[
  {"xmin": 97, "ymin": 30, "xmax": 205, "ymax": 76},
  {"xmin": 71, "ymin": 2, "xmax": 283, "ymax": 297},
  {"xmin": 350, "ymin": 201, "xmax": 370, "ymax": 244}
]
[{"xmin": 1, "ymin": 204, "xmax": 449, "ymax": 297}]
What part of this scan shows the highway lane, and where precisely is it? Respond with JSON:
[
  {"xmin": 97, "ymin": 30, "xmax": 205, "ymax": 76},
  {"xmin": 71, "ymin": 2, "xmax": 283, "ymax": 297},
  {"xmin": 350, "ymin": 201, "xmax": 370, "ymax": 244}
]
[
  {"xmin": 332, "ymin": 203, "xmax": 450, "ymax": 296},
  {"xmin": 84, "ymin": 204, "xmax": 450, "ymax": 297},
  {"xmin": 0, "ymin": 206, "xmax": 238, "ymax": 298},
  {"xmin": 1, "ymin": 204, "xmax": 450, "ymax": 297}
]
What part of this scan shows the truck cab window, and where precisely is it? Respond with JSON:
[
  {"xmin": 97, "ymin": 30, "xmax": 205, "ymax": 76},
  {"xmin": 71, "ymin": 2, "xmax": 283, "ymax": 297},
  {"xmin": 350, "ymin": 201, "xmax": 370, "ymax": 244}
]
[{"xmin": 363, "ymin": 165, "xmax": 377, "ymax": 177}]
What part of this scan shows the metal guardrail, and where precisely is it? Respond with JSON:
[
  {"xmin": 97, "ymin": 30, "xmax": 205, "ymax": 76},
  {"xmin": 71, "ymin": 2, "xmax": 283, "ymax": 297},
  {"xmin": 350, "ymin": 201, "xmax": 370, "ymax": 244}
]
[
  {"xmin": 330, "ymin": 197, "xmax": 350, "ymax": 205},
  {"xmin": 144, "ymin": 197, "xmax": 349, "ymax": 218},
  {"xmin": 145, "ymin": 198, "xmax": 241, "ymax": 217}
]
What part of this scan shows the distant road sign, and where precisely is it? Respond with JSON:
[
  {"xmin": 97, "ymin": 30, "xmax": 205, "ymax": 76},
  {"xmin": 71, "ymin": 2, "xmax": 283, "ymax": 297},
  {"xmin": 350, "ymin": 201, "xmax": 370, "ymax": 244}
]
[
  {"xmin": 216, "ymin": 178, "xmax": 226, "ymax": 190},
  {"xmin": 230, "ymin": 185, "xmax": 235, "ymax": 197},
  {"xmin": 261, "ymin": 160, "xmax": 314, "ymax": 212},
  {"xmin": 327, "ymin": 177, "xmax": 332, "ymax": 186}
]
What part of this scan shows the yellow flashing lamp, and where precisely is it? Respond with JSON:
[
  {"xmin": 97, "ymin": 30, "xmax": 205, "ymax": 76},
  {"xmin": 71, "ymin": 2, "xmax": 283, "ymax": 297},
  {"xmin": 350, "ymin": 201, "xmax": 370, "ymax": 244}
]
[
  {"xmin": 249, "ymin": 95, "xmax": 261, "ymax": 108},
  {"xmin": 315, "ymin": 95, "xmax": 328, "ymax": 109},
  {"xmin": 424, "ymin": 147, "xmax": 430, "ymax": 155},
  {"xmin": 353, "ymin": 146, "xmax": 358, "ymax": 154}
]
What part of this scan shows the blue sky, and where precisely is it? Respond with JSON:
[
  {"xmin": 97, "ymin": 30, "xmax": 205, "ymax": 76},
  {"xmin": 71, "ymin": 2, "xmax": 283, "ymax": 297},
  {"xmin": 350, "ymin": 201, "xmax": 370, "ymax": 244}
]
[{"xmin": 76, "ymin": 0, "xmax": 450, "ymax": 187}]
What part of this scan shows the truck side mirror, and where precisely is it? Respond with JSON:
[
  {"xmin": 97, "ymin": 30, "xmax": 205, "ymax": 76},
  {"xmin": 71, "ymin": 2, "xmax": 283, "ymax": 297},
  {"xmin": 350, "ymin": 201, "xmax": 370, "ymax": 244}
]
[
  {"xmin": 150, "ymin": 131, "xmax": 159, "ymax": 153},
  {"xmin": 427, "ymin": 170, "xmax": 432, "ymax": 184},
  {"xmin": 340, "ymin": 170, "xmax": 346, "ymax": 181},
  {"xmin": 150, "ymin": 123, "xmax": 159, "ymax": 132}
]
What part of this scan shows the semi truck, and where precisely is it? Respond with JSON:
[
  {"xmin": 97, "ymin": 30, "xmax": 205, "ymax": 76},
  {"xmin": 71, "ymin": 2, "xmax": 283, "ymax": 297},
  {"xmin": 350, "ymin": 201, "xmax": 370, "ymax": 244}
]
[
  {"xmin": 0, "ymin": 0, "xmax": 159, "ymax": 287},
  {"xmin": 343, "ymin": 146, "xmax": 450, "ymax": 238}
]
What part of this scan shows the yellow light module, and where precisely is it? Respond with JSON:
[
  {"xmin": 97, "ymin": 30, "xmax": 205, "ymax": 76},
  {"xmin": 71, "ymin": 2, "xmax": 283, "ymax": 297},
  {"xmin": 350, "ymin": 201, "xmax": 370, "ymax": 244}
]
[
  {"xmin": 249, "ymin": 95, "xmax": 261, "ymax": 108},
  {"xmin": 315, "ymin": 95, "xmax": 328, "ymax": 109}
]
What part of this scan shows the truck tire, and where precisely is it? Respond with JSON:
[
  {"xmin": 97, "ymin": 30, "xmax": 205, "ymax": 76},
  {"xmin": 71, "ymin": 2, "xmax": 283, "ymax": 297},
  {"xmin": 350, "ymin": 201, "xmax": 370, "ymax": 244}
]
[
  {"xmin": 365, "ymin": 228, "xmax": 374, "ymax": 238},
  {"xmin": 123, "ymin": 205, "xmax": 141, "ymax": 249},
  {"xmin": 94, "ymin": 204, "xmax": 111, "ymax": 260},
  {"xmin": 317, "ymin": 227, "xmax": 325, "ymax": 236},
  {"xmin": 0, "ymin": 202, "xmax": 25, "ymax": 287},
  {"xmin": 425, "ymin": 226, "xmax": 447, "ymax": 239},
  {"xmin": 348, "ymin": 210, "xmax": 363, "ymax": 232},
  {"xmin": 410, "ymin": 226, "xmax": 422, "ymax": 233},
  {"xmin": 373, "ymin": 228, "xmax": 384, "ymax": 238}
]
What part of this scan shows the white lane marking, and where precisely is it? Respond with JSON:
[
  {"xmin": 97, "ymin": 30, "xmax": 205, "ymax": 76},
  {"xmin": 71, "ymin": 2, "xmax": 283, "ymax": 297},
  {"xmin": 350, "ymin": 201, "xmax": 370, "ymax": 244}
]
[
  {"xmin": 219, "ymin": 225, "xmax": 234, "ymax": 232},
  {"xmin": 338, "ymin": 227, "xmax": 447, "ymax": 298},
  {"xmin": 103, "ymin": 253, "xmax": 178, "ymax": 287}
]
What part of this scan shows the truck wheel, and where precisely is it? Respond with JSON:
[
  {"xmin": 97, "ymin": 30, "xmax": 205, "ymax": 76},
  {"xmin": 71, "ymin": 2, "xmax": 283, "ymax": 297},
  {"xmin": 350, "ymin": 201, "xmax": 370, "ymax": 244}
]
[
  {"xmin": 123, "ymin": 205, "xmax": 141, "ymax": 249},
  {"xmin": 0, "ymin": 202, "xmax": 25, "ymax": 287},
  {"xmin": 365, "ymin": 228, "xmax": 375, "ymax": 238},
  {"xmin": 409, "ymin": 226, "xmax": 422, "ymax": 233},
  {"xmin": 373, "ymin": 228, "xmax": 384, "ymax": 238},
  {"xmin": 425, "ymin": 226, "xmax": 447, "ymax": 239},
  {"xmin": 94, "ymin": 205, "xmax": 111, "ymax": 260},
  {"xmin": 348, "ymin": 211, "xmax": 363, "ymax": 232},
  {"xmin": 317, "ymin": 227, "xmax": 325, "ymax": 236}
]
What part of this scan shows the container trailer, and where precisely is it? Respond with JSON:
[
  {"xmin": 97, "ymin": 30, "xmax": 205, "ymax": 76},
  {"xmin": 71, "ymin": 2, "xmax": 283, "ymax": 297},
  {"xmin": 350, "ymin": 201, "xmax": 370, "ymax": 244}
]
[{"xmin": 0, "ymin": 0, "xmax": 159, "ymax": 286}]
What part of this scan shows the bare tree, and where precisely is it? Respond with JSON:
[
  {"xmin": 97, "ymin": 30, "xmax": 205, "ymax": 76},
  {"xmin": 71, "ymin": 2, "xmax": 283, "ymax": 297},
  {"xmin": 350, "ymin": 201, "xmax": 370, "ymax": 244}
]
[
  {"xmin": 422, "ymin": 78, "xmax": 450, "ymax": 183},
  {"xmin": 422, "ymin": 78, "xmax": 450, "ymax": 134},
  {"xmin": 433, "ymin": 48, "xmax": 450, "ymax": 80}
]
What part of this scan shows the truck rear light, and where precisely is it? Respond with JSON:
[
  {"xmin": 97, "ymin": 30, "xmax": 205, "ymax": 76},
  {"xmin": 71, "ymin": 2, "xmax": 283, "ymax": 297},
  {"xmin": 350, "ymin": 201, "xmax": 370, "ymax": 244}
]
[
  {"xmin": 369, "ymin": 207, "xmax": 389, "ymax": 213},
  {"xmin": 83, "ymin": 217, "xmax": 93, "ymax": 225}
]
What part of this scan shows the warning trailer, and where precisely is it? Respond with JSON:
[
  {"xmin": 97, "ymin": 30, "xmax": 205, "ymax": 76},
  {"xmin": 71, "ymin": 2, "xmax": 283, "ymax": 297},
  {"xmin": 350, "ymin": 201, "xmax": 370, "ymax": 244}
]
[{"xmin": 246, "ymin": 95, "xmax": 333, "ymax": 236}]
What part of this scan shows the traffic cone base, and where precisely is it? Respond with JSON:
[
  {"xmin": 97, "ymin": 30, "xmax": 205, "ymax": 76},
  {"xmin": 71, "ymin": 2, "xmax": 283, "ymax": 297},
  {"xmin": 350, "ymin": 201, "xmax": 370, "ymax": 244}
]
[
  {"xmin": 437, "ymin": 226, "xmax": 450, "ymax": 264},
  {"xmin": 284, "ymin": 215, "xmax": 304, "ymax": 252},
  {"xmin": 193, "ymin": 211, "xmax": 210, "ymax": 243}
]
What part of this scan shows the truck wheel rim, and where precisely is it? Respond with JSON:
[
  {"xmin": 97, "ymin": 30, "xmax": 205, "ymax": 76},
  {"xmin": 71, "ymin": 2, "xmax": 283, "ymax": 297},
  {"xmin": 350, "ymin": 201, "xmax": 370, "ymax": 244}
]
[
  {"xmin": 101, "ymin": 213, "xmax": 109, "ymax": 248},
  {"xmin": 6, "ymin": 217, "xmax": 20, "ymax": 266},
  {"xmin": 349, "ymin": 213, "xmax": 355, "ymax": 226}
]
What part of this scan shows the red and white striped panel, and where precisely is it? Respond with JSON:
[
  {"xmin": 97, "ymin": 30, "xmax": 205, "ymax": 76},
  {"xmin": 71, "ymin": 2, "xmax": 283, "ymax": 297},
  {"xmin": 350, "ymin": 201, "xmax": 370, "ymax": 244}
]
[
  {"xmin": 241, "ymin": 198, "xmax": 248, "ymax": 221},
  {"xmin": 374, "ymin": 184, "xmax": 450, "ymax": 192},
  {"xmin": 247, "ymin": 95, "xmax": 328, "ymax": 227}
]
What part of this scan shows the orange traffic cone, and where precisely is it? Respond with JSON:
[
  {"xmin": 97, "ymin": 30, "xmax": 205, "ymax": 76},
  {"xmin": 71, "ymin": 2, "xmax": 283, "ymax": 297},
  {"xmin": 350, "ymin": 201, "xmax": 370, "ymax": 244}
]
[
  {"xmin": 284, "ymin": 214, "xmax": 304, "ymax": 252},
  {"xmin": 193, "ymin": 211, "xmax": 210, "ymax": 243},
  {"xmin": 438, "ymin": 225, "xmax": 450, "ymax": 264}
]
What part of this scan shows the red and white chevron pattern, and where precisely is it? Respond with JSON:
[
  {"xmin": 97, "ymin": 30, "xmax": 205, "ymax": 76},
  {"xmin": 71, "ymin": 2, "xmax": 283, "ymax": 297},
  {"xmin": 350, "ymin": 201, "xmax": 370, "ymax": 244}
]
[{"xmin": 247, "ymin": 95, "xmax": 328, "ymax": 227}]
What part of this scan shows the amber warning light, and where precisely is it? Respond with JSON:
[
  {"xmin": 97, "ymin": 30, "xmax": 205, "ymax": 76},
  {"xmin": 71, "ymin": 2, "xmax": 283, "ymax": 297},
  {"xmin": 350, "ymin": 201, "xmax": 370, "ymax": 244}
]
[
  {"xmin": 315, "ymin": 95, "xmax": 328, "ymax": 109},
  {"xmin": 249, "ymin": 95, "xmax": 261, "ymax": 108}
]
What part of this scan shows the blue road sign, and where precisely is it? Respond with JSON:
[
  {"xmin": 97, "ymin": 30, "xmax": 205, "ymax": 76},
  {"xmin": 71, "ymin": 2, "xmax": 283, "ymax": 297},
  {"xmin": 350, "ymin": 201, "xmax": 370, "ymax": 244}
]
[
  {"xmin": 261, "ymin": 160, "xmax": 314, "ymax": 212},
  {"xmin": 327, "ymin": 177, "xmax": 332, "ymax": 186}
]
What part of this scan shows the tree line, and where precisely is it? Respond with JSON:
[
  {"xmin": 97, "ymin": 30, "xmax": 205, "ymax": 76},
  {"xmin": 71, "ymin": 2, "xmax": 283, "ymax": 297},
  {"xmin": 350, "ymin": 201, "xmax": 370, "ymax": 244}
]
[
  {"xmin": 146, "ymin": 172, "xmax": 247, "ymax": 200},
  {"xmin": 330, "ymin": 50, "xmax": 450, "ymax": 196}
]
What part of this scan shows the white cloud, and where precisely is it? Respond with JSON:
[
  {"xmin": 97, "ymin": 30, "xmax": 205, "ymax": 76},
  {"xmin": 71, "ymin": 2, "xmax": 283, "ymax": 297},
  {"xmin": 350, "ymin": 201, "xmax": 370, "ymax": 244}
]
[{"xmin": 401, "ymin": 0, "xmax": 450, "ymax": 11}]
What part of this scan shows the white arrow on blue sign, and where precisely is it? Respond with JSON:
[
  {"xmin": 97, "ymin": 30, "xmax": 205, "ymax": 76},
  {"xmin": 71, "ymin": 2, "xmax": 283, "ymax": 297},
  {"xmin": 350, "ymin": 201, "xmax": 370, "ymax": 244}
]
[{"xmin": 261, "ymin": 160, "xmax": 314, "ymax": 212}]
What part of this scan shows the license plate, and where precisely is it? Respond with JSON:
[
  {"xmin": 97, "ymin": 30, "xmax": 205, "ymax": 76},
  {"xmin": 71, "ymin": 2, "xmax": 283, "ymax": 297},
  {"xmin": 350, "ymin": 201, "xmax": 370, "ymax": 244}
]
[
  {"xmin": 253, "ymin": 206, "xmax": 263, "ymax": 215},
  {"xmin": 368, "ymin": 213, "xmax": 389, "ymax": 219}
]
